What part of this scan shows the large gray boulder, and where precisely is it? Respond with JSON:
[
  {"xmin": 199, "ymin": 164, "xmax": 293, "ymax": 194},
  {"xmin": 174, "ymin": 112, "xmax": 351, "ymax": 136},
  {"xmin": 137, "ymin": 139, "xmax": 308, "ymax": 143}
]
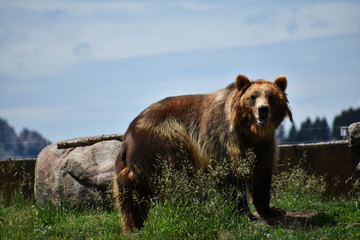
[
  {"xmin": 349, "ymin": 122, "xmax": 360, "ymax": 155},
  {"xmin": 348, "ymin": 122, "xmax": 360, "ymax": 173},
  {"xmin": 35, "ymin": 138, "xmax": 122, "ymax": 209}
]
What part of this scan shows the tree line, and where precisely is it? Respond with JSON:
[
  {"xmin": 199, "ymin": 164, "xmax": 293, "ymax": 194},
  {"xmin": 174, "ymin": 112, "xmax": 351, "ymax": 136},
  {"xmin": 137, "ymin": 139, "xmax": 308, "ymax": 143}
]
[{"xmin": 277, "ymin": 106, "xmax": 360, "ymax": 144}]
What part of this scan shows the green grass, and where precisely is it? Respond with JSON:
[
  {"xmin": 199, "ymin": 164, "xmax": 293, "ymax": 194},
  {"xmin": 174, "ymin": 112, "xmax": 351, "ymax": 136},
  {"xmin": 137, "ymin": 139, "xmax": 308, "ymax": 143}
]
[{"xmin": 1, "ymin": 163, "xmax": 360, "ymax": 239}]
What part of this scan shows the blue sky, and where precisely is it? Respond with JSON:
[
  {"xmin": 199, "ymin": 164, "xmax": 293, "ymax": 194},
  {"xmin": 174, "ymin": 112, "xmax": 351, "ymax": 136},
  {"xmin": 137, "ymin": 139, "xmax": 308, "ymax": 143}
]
[{"xmin": 0, "ymin": 0, "xmax": 360, "ymax": 142}]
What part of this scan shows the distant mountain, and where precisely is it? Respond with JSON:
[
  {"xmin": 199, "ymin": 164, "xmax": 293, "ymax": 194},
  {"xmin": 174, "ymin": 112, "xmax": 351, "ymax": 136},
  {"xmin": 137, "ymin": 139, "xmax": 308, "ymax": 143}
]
[{"xmin": 0, "ymin": 118, "xmax": 51, "ymax": 159}]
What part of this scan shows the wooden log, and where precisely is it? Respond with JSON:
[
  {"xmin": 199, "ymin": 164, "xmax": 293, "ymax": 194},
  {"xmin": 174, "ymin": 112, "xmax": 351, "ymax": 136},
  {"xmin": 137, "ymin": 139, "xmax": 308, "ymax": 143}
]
[{"xmin": 57, "ymin": 133, "xmax": 124, "ymax": 149}]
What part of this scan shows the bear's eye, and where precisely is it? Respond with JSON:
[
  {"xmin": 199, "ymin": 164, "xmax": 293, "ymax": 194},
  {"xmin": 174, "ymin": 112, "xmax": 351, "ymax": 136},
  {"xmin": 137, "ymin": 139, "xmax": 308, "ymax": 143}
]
[
  {"xmin": 268, "ymin": 94, "xmax": 274, "ymax": 103},
  {"xmin": 251, "ymin": 95, "xmax": 257, "ymax": 100}
]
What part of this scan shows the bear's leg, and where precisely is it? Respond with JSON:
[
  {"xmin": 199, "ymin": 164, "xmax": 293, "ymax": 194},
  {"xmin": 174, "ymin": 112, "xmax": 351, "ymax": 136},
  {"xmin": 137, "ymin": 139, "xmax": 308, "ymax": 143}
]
[
  {"xmin": 114, "ymin": 168, "xmax": 152, "ymax": 232},
  {"xmin": 119, "ymin": 192, "xmax": 150, "ymax": 231},
  {"xmin": 252, "ymin": 159, "xmax": 285, "ymax": 217},
  {"xmin": 252, "ymin": 141, "xmax": 286, "ymax": 217},
  {"xmin": 252, "ymin": 171, "xmax": 271, "ymax": 215}
]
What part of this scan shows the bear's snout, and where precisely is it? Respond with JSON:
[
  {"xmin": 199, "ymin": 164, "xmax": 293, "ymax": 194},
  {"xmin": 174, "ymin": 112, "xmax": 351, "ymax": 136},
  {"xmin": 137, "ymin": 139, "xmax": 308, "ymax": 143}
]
[{"xmin": 257, "ymin": 105, "xmax": 270, "ymax": 125}]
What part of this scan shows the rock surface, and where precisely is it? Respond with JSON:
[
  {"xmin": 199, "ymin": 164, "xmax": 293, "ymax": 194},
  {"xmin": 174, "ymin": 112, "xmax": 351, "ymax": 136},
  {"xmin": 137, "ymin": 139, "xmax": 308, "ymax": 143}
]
[
  {"xmin": 348, "ymin": 122, "xmax": 360, "ymax": 173},
  {"xmin": 349, "ymin": 122, "xmax": 360, "ymax": 156},
  {"xmin": 34, "ymin": 138, "xmax": 122, "ymax": 209}
]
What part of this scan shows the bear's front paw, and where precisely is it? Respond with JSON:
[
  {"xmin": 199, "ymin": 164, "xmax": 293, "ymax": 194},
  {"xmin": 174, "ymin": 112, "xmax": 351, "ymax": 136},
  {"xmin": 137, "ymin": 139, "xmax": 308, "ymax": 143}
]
[{"xmin": 265, "ymin": 207, "xmax": 286, "ymax": 218}]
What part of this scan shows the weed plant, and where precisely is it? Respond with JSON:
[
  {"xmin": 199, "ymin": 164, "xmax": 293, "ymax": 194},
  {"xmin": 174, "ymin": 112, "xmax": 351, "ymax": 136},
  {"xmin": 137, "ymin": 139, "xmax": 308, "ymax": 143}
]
[
  {"xmin": 0, "ymin": 160, "xmax": 33, "ymax": 202},
  {"xmin": 1, "ymin": 152, "xmax": 360, "ymax": 239},
  {"xmin": 271, "ymin": 163, "xmax": 327, "ymax": 212}
]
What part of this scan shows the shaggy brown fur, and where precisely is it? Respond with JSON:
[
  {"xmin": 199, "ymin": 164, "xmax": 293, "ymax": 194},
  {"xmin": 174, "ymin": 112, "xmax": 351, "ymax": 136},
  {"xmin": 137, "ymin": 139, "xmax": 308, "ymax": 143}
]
[{"xmin": 114, "ymin": 74, "xmax": 293, "ymax": 231}]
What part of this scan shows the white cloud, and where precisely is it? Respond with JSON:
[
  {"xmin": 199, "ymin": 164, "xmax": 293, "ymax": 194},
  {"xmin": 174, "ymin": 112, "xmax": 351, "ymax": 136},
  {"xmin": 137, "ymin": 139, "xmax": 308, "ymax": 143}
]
[
  {"xmin": 0, "ymin": 0, "xmax": 216, "ymax": 16},
  {"xmin": 0, "ymin": 0, "xmax": 154, "ymax": 16},
  {"xmin": 0, "ymin": 1, "xmax": 359, "ymax": 78},
  {"xmin": 172, "ymin": 2, "xmax": 215, "ymax": 11}
]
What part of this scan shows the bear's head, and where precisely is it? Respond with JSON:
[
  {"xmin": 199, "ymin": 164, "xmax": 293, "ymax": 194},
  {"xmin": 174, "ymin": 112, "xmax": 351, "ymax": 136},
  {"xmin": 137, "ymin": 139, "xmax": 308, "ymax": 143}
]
[{"xmin": 233, "ymin": 74, "xmax": 293, "ymax": 138}]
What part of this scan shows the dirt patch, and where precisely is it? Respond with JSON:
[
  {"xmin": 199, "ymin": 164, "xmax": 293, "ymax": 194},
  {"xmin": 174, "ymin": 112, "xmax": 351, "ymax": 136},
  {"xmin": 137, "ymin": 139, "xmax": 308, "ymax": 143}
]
[{"xmin": 252, "ymin": 211, "xmax": 335, "ymax": 231}]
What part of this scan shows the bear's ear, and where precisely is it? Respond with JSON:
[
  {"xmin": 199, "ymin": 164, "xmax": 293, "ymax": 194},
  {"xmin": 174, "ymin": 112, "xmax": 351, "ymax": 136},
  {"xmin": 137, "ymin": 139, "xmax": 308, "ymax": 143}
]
[
  {"xmin": 235, "ymin": 74, "xmax": 251, "ymax": 91},
  {"xmin": 274, "ymin": 75, "xmax": 287, "ymax": 92}
]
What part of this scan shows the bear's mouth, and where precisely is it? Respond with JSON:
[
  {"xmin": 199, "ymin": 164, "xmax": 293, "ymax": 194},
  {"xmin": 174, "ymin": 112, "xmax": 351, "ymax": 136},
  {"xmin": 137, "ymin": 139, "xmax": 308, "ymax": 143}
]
[
  {"xmin": 256, "ymin": 105, "xmax": 270, "ymax": 126},
  {"xmin": 257, "ymin": 118, "xmax": 270, "ymax": 126}
]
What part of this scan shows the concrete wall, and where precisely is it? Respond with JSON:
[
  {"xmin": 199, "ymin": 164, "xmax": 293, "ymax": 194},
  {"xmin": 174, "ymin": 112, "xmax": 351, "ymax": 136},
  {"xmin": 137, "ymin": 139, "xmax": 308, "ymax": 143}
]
[
  {"xmin": 1, "ymin": 141, "xmax": 359, "ymax": 199},
  {"xmin": 0, "ymin": 158, "xmax": 36, "ymax": 199},
  {"xmin": 278, "ymin": 141, "xmax": 360, "ymax": 198}
]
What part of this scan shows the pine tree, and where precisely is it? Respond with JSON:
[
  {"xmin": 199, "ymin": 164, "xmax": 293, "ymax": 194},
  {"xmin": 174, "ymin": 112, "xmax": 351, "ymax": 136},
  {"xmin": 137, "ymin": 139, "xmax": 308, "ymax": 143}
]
[
  {"xmin": 332, "ymin": 107, "xmax": 360, "ymax": 140},
  {"xmin": 286, "ymin": 123, "xmax": 298, "ymax": 143},
  {"xmin": 320, "ymin": 118, "xmax": 330, "ymax": 141},
  {"xmin": 276, "ymin": 124, "xmax": 285, "ymax": 143},
  {"xmin": 312, "ymin": 117, "xmax": 330, "ymax": 142},
  {"xmin": 298, "ymin": 118, "xmax": 313, "ymax": 142}
]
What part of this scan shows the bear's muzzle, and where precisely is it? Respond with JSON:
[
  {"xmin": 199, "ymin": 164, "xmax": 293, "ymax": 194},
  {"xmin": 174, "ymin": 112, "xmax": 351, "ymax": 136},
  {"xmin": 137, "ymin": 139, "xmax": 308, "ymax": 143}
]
[{"xmin": 257, "ymin": 105, "xmax": 270, "ymax": 125}]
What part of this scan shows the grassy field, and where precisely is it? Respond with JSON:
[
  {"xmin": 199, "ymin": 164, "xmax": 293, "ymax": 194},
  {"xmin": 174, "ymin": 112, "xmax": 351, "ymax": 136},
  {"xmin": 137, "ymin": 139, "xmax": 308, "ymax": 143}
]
[{"xmin": 1, "ymin": 163, "xmax": 360, "ymax": 239}]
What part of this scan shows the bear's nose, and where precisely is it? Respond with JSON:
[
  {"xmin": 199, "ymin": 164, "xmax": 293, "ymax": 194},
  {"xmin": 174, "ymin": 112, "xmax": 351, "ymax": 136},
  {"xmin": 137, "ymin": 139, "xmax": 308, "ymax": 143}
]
[{"xmin": 258, "ymin": 105, "xmax": 269, "ymax": 118}]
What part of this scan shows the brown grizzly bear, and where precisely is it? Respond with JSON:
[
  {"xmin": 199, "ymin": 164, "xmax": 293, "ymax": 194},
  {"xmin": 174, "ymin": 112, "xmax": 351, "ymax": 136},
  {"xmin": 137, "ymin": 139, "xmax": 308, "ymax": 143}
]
[{"xmin": 114, "ymin": 74, "xmax": 293, "ymax": 231}]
